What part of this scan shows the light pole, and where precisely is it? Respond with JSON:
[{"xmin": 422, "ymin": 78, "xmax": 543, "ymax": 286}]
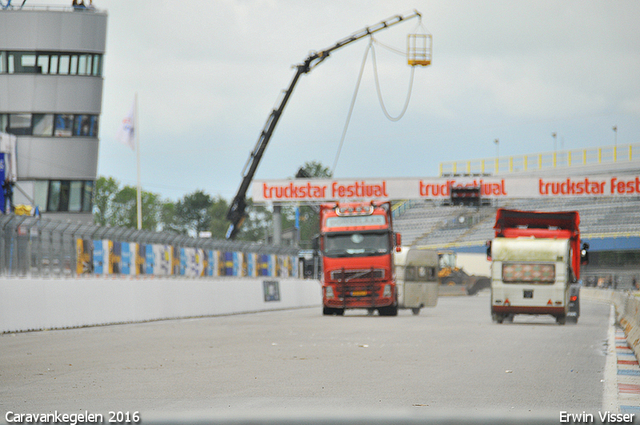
[
  {"xmin": 613, "ymin": 125, "xmax": 618, "ymax": 162},
  {"xmin": 494, "ymin": 139, "xmax": 499, "ymax": 173}
]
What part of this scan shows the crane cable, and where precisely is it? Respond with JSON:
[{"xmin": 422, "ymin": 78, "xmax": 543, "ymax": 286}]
[
  {"xmin": 331, "ymin": 33, "xmax": 419, "ymax": 174},
  {"xmin": 370, "ymin": 17, "xmax": 426, "ymax": 122},
  {"xmin": 331, "ymin": 38, "xmax": 371, "ymax": 175},
  {"xmin": 371, "ymin": 39, "xmax": 416, "ymax": 122}
]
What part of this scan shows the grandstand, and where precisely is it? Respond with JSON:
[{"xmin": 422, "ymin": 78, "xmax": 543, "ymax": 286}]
[
  {"xmin": 393, "ymin": 146, "xmax": 640, "ymax": 288},
  {"xmin": 394, "ymin": 196, "xmax": 640, "ymax": 249}
]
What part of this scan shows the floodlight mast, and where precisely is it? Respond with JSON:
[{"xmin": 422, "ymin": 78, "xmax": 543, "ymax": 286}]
[{"xmin": 225, "ymin": 10, "xmax": 422, "ymax": 239}]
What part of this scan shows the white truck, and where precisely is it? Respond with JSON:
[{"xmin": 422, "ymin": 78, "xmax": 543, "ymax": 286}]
[
  {"xmin": 394, "ymin": 247, "xmax": 439, "ymax": 315},
  {"xmin": 488, "ymin": 209, "xmax": 586, "ymax": 325}
]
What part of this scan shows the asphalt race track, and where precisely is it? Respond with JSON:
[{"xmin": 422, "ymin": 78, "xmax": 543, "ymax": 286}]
[{"xmin": 0, "ymin": 292, "xmax": 612, "ymax": 422}]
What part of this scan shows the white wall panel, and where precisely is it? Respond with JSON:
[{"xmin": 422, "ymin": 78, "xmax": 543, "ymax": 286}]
[{"xmin": 0, "ymin": 278, "xmax": 322, "ymax": 333}]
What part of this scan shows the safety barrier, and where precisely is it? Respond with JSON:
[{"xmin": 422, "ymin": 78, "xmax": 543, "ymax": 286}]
[
  {"xmin": 0, "ymin": 276, "xmax": 321, "ymax": 333},
  {"xmin": 583, "ymin": 287, "xmax": 640, "ymax": 360}
]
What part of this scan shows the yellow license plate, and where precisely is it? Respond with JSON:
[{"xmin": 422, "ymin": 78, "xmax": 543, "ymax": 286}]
[{"xmin": 351, "ymin": 291, "xmax": 367, "ymax": 297}]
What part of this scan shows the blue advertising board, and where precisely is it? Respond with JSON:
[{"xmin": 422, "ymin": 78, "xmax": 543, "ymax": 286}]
[{"xmin": 0, "ymin": 154, "xmax": 5, "ymax": 213}]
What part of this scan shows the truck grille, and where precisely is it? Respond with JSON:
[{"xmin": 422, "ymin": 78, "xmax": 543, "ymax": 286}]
[{"xmin": 330, "ymin": 268, "xmax": 385, "ymax": 282}]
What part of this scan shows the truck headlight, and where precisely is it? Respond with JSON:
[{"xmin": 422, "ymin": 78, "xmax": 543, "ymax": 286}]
[
  {"xmin": 325, "ymin": 286, "xmax": 335, "ymax": 299},
  {"xmin": 383, "ymin": 284, "xmax": 392, "ymax": 298}
]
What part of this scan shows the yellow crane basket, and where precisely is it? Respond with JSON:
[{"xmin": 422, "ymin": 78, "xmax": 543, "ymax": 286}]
[{"xmin": 407, "ymin": 33, "xmax": 432, "ymax": 66}]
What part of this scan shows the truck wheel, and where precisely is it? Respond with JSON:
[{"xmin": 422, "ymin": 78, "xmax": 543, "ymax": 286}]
[
  {"xmin": 556, "ymin": 315, "xmax": 566, "ymax": 325},
  {"xmin": 379, "ymin": 305, "xmax": 398, "ymax": 316},
  {"xmin": 323, "ymin": 307, "xmax": 344, "ymax": 316},
  {"xmin": 411, "ymin": 308, "xmax": 421, "ymax": 315},
  {"xmin": 492, "ymin": 313, "xmax": 504, "ymax": 324}
]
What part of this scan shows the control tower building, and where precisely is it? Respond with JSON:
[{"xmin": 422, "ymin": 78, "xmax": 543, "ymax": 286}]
[{"xmin": 0, "ymin": 4, "xmax": 108, "ymax": 223}]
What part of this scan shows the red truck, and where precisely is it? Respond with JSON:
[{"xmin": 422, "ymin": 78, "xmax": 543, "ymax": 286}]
[
  {"xmin": 318, "ymin": 201, "xmax": 401, "ymax": 316},
  {"xmin": 488, "ymin": 209, "xmax": 588, "ymax": 324}
]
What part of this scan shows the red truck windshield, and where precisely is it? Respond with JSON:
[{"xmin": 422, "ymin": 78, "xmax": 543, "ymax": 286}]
[{"xmin": 323, "ymin": 231, "xmax": 390, "ymax": 258}]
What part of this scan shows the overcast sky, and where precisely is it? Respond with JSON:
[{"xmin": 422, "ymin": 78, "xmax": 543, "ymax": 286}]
[{"xmin": 36, "ymin": 0, "xmax": 640, "ymax": 201}]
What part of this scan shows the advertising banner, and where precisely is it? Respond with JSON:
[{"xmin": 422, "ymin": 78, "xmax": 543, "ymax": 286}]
[
  {"xmin": 246, "ymin": 253, "xmax": 257, "ymax": 277},
  {"xmin": 120, "ymin": 242, "xmax": 130, "ymax": 275},
  {"xmin": 145, "ymin": 245, "xmax": 155, "ymax": 275},
  {"xmin": 172, "ymin": 246, "xmax": 181, "ymax": 276},
  {"xmin": 112, "ymin": 242, "xmax": 122, "ymax": 274},
  {"xmin": 145, "ymin": 244, "xmax": 171, "ymax": 275},
  {"xmin": 180, "ymin": 247, "xmax": 206, "ymax": 277},
  {"xmin": 233, "ymin": 252, "xmax": 243, "ymax": 277},
  {"xmin": 153, "ymin": 245, "xmax": 172, "ymax": 275},
  {"xmin": 0, "ymin": 130, "xmax": 17, "ymax": 212},
  {"xmin": 282, "ymin": 256, "xmax": 294, "ymax": 278},
  {"xmin": 0, "ymin": 153, "xmax": 5, "ymax": 213},
  {"xmin": 120, "ymin": 242, "xmax": 137, "ymax": 276},
  {"xmin": 269, "ymin": 255, "xmax": 276, "ymax": 277},
  {"xmin": 0, "ymin": 132, "xmax": 17, "ymax": 183},
  {"xmin": 137, "ymin": 244, "xmax": 146, "ymax": 275},
  {"xmin": 179, "ymin": 248, "xmax": 189, "ymax": 277},
  {"xmin": 93, "ymin": 239, "xmax": 110, "ymax": 275},
  {"xmin": 252, "ymin": 174, "xmax": 640, "ymax": 202},
  {"xmin": 207, "ymin": 250, "xmax": 217, "ymax": 277},
  {"xmin": 76, "ymin": 239, "xmax": 93, "ymax": 275},
  {"xmin": 220, "ymin": 251, "xmax": 234, "ymax": 276},
  {"xmin": 198, "ymin": 249, "xmax": 207, "ymax": 277},
  {"xmin": 263, "ymin": 280, "xmax": 280, "ymax": 302},
  {"xmin": 257, "ymin": 254, "xmax": 269, "ymax": 276}
]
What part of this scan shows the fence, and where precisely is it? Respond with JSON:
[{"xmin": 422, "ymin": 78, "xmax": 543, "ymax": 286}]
[
  {"xmin": 439, "ymin": 143, "xmax": 640, "ymax": 176},
  {"xmin": 0, "ymin": 215, "xmax": 299, "ymax": 279}
]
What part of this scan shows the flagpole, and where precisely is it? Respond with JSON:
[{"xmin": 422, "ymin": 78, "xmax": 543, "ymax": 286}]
[{"xmin": 135, "ymin": 92, "xmax": 142, "ymax": 230}]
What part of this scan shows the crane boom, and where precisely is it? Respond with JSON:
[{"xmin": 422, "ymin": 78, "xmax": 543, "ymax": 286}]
[{"xmin": 226, "ymin": 10, "xmax": 422, "ymax": 239}]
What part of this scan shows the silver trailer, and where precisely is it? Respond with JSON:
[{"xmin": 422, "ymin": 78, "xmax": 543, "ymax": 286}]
[{"xmin": 394, "ymin": 247, "xmax": 439, "ymax": 315}]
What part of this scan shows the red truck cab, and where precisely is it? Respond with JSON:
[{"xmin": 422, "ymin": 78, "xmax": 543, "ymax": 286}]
[{"xmin": 319, "ymin": 201, "xmax": 400, "ymax": 316}]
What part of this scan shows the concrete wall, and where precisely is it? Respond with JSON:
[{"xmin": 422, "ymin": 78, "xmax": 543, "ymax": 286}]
[{"xmin": 0, "ymin": 277, "xmax": 321, "ymax": 333}]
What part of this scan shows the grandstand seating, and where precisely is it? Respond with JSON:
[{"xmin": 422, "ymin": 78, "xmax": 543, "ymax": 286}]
[
  {"xmin": 395, "ymin": 196, "xmax": 640, "ymax": 248},
  {"xmin": 394, "ymin": 164, "xmax": 640, "ymax": 249}
]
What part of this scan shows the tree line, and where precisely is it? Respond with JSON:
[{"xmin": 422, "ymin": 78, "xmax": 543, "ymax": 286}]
[{"xmin": 93, "ymin": 161, "xmax": 331, "ymax": 246}]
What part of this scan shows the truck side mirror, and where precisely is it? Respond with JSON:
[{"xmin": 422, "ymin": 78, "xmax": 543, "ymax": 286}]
[
  {"xmin": 580, "ymin": 242, "xmax": 589, "ymax": 265},
  {"xmin": 312, "ymin": 235, "xmax": 319, "ymax": 251},
  {"xmin": 486, "ymin": 240, "xmax": 492, "ymax": 261},
  {"xmin": 395, "ymin": 233, "xmax": 402, "ymax": 252}
]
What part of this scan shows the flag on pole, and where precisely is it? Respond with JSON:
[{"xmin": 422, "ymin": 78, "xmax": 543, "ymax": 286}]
[{"xmin": 116, "ymin": 100, "xmax": 136, "ymax": 150}]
